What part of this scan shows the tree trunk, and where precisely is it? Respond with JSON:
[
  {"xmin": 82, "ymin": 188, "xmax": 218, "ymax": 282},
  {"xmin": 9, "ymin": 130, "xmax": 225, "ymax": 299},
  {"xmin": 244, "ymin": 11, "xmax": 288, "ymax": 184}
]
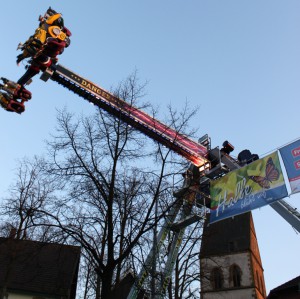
[{"xmin": 100, "ymin": 267, "xmax": 114, "ymax": 299}]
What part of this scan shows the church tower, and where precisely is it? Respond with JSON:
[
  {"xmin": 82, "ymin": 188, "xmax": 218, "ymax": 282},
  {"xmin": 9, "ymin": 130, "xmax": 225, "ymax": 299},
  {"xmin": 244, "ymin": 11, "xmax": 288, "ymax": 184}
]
[{"xmin": 200, "ymin": 212, "xmax": 266, "ymax": 299}]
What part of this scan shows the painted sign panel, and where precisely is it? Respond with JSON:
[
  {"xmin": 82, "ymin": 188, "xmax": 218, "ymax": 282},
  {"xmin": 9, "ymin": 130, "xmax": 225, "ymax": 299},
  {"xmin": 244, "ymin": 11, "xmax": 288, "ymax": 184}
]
[
  {"xmin": 279, "ymin": 139, "xmax": 300, "ymax": 194},
  {"xmin": 210, "ymin": 151, "xmax": 288, "ymax": 223}
]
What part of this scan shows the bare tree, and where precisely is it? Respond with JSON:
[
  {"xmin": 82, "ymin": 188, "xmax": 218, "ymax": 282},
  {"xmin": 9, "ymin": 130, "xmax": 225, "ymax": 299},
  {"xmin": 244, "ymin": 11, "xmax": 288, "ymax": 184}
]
[
  {"xmin": 165, "ymin": 220, "xmax": 204, "ymax": 299},
  {"xmin": 1, "ymin": 73, "xmax": 202, "ymax": 299},
  {"xmin": 0, "ymin": 156, "xmax": 56, "ymax": 241}
]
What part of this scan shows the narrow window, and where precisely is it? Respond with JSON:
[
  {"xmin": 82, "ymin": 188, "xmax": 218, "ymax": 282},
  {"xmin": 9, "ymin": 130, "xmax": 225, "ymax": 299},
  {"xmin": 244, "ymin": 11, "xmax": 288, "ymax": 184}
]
[
  {"xmin": 211, "ymin": 267, "xmax": 223, "ymax": 290},
  {"xmin": 230, "ymin": 264, "xmax": 242, "ymax": 287},
  {"xmin": 256, "ymin": 271, "xmax": 261, "ymax": 291},
  {"xmin": 260, "ymin": 277, "xmax": 265, "ymax": 295}
]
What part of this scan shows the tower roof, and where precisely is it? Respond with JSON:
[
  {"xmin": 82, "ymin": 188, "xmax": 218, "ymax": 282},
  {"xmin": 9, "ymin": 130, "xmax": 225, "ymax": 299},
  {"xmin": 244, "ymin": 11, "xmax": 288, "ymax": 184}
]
[{"xmin": 200, "ymin": 212, "xmax": 252, "ymax": 258}]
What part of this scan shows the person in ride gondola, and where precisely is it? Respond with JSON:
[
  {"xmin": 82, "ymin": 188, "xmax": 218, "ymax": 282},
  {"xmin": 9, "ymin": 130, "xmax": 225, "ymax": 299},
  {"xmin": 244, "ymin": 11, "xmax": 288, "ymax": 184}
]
[
  {"xmin": 0, "ymin": 78, "xmax": 32, "ymax": 114},
  {"xmin": 16, "ymin": 7, "xmax": 71, "ymax": 85}
]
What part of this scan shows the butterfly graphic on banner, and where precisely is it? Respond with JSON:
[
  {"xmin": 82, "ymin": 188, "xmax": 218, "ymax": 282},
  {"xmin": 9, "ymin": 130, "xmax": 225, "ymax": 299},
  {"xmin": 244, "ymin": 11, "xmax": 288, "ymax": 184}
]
[{"xmin": 249, "ymin": 157, "xmax": 279, "ymax": 189}]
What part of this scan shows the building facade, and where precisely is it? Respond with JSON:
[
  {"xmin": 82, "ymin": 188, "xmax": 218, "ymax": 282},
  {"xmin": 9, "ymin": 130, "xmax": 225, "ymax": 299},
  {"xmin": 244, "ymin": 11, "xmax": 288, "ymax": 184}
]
[{"xmin": 200, "ymin": 212, "xmax": 266, "ymax": 299}]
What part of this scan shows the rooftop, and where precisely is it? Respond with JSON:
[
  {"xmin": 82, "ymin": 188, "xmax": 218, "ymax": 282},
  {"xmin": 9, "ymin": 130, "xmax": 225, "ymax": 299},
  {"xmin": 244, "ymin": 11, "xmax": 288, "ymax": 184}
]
[{"xmin": 0, "ymin": 237, "xmax": 81, "ymax": 298}]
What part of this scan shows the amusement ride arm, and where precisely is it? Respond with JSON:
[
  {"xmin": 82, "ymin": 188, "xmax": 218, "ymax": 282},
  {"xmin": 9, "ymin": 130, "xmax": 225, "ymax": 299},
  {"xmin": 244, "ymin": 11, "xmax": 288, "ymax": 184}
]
[{"xmin": 43, "ymin": 64, "xmax": 209, "ymax": 168}]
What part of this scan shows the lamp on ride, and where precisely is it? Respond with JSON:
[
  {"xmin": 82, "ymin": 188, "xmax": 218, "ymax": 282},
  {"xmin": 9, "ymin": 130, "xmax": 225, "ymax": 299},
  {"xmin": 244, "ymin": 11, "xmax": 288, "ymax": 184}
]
[
  {"xmin": 237, "ymin": 149, "xmax": 259, "ymax": 166},
  {"xmin": 221, "ymin": 140, "xmax": 235, "ymax": 154}
]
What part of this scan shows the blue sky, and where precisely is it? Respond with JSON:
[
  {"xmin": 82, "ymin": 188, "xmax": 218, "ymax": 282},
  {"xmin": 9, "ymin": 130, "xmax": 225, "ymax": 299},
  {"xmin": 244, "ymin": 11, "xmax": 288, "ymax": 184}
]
[{"xmin": 1, "ymin": 1, "xmax": 300, "ymax": 294}]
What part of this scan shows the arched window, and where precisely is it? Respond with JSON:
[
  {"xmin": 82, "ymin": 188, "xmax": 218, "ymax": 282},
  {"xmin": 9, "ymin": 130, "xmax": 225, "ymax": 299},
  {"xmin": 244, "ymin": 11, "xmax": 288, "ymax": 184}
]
[
  {"xmin": 256, "ymin": 270, "xmax": 261, "ymax": 291},
  {"xmin": 260, "ymin": 277, "xmax": 265, "ymax": 295},
  {"xmin": 230, "ymin": 264, "xmax": 242, "ymax": 287},
  {"xmin": 211, "ymin": 267, "xmax": 224, "ymax": 290}
]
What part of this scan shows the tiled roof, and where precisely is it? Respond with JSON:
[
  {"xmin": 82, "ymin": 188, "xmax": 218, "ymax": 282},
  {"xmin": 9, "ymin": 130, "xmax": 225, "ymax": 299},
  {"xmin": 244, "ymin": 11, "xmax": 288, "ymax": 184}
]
[
  {"xmin": 200, "ymin": 212, "xmax": 252, "ymax": 257},
  {"xmin": 0, "ymin": 237, "xmax": 81, "ymax": 298},
  {"xmin": 268, "ymin": 275, "xmax": 300, "ymax": 294}
]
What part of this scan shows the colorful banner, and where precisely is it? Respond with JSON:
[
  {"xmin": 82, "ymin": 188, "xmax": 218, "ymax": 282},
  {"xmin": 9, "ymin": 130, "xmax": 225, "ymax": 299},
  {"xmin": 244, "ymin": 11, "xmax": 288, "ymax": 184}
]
[
  {"xmin": 210, "ymin": 151, "xmax": 288, "ymax": 223},
  {"xmin": 279, "ymin": 139, "xmax": 300, "ymax": 194}
]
